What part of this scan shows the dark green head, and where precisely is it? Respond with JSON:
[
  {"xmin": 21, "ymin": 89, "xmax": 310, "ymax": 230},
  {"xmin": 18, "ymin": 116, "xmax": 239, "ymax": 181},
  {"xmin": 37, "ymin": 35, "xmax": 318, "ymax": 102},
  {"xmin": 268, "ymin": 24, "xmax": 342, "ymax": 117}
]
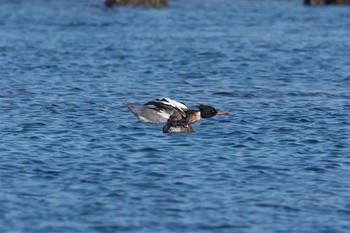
[{"xmin": 196, "ymin": 104, "xmax": 228, "ymax": 118}]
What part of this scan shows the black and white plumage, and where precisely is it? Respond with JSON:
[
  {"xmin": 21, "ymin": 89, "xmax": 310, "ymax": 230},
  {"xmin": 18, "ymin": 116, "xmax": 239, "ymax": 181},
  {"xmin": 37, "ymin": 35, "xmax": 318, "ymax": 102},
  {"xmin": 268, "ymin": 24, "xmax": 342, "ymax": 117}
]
[
  {"xmin": 124, "ymin": 98, "xmax": 228, "ymax": 124},
  {"xmin": 123, "ymin": 98, "xmax": 189, "ymax": 124}
]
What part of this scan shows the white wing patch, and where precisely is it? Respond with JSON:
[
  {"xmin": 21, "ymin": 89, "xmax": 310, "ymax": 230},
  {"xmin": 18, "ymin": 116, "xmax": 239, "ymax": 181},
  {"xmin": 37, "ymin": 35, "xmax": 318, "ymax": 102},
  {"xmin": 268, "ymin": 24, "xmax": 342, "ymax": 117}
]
[
  {"xmin": 161, "ymin": 98, "xmax": 188, "ymax": 111},
  {"xmin": 157, "ymin": 109, "xmax": 172, "ymax": 119}
]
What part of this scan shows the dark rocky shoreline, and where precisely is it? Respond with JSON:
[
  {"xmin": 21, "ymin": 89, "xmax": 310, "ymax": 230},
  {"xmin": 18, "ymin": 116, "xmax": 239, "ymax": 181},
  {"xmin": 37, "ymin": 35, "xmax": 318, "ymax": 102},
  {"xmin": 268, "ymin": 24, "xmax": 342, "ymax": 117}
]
[
  {"xmin": 304, "ymin": 0, "xmax": 350, "ymax": 5},
  {"xmin": 105, "ymin": 0, "xmax": 350, "ymax": 7},
  {"xmin": 105, "ymin": 0, "xmax": 168, "ymax": 7}
]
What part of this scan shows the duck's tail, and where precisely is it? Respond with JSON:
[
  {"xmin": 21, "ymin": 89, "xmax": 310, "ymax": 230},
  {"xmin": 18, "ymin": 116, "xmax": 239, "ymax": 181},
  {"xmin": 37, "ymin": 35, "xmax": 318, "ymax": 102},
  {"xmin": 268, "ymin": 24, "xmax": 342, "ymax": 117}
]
[{"xmin": 123, "ymin": 102, "xmax": 143, "ymax": 117}]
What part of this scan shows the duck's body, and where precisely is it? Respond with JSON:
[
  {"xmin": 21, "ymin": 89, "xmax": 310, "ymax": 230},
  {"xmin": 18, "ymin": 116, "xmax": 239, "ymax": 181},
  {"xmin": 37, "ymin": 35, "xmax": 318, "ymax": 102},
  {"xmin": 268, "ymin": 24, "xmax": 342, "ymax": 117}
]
[
  {"xmin": 124, "ymin": 103, "xmax": 173, "ymax": 123},
  {"xmin": 124, "ymin": 98, "xmax": 188, "ymax": 124},
  {"xmin": 163, "ymin": 111, "xmax": 194, "ymax": 133},
  {"xmin": 124, "ymin": 98, "xmax": 228, "ymax": 125}
]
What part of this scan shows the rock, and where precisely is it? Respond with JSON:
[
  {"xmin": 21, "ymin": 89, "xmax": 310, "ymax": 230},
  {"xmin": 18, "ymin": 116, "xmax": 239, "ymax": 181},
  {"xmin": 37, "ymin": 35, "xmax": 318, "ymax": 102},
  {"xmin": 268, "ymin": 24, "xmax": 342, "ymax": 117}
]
[
  {"xmin": 304, "ymin": 0, "xmax": 350, "ymax": 5},
  {"xmin": 105, "ymin": 0, "xmax": 168, "ymax": 7}
]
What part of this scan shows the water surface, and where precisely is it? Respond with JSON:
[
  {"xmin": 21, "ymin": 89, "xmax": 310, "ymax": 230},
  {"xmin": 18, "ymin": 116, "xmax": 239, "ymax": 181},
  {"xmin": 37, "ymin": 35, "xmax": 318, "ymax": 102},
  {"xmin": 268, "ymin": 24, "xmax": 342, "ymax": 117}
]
[{"xmin": 0, "ymin": 0, "xmax": 350, "ymax": 232}]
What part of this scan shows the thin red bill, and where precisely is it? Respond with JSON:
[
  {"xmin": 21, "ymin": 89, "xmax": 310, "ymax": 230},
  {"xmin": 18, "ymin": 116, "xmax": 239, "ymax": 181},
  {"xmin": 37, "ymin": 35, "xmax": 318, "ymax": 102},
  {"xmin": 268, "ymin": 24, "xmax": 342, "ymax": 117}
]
[{"xmin": 216, "ymin": 111, "xmax": 229, "ymax": 115}]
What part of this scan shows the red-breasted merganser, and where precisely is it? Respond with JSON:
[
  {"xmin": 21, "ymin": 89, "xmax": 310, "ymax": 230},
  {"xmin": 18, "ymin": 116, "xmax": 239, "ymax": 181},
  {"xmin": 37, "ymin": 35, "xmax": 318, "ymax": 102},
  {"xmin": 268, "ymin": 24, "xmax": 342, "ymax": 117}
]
[
  {"xmin": 163, "ymin": 111, "xmax": 194, "ymax": 133},
  {"xmin": 124, "ymin": 98, "xmax": 228, "ymax": 124}
]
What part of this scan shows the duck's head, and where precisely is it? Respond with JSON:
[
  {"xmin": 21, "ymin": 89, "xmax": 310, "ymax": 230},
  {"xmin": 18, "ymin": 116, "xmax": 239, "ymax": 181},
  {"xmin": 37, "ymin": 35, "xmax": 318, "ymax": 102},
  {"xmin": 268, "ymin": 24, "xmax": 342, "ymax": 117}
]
[{"xmin": 196, "ymin": 104, "xmax": 228, "ymax": 118}]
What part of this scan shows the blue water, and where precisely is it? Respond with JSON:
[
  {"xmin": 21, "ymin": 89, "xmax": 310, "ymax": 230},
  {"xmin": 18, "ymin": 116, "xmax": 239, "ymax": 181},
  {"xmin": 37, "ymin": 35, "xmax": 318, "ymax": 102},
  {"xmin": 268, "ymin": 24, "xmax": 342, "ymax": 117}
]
[{"xmin": 1, "ymin": 0, "xmax": 350, "ymax": 232}]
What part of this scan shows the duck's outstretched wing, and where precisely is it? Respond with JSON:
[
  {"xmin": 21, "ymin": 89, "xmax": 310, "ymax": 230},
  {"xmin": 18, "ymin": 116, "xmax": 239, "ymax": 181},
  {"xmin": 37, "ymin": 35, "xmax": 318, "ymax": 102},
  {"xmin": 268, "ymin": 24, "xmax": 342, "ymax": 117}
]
[{"xmin": 144, "ymin": 98, "xmax": 188, "ymax": 117}]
